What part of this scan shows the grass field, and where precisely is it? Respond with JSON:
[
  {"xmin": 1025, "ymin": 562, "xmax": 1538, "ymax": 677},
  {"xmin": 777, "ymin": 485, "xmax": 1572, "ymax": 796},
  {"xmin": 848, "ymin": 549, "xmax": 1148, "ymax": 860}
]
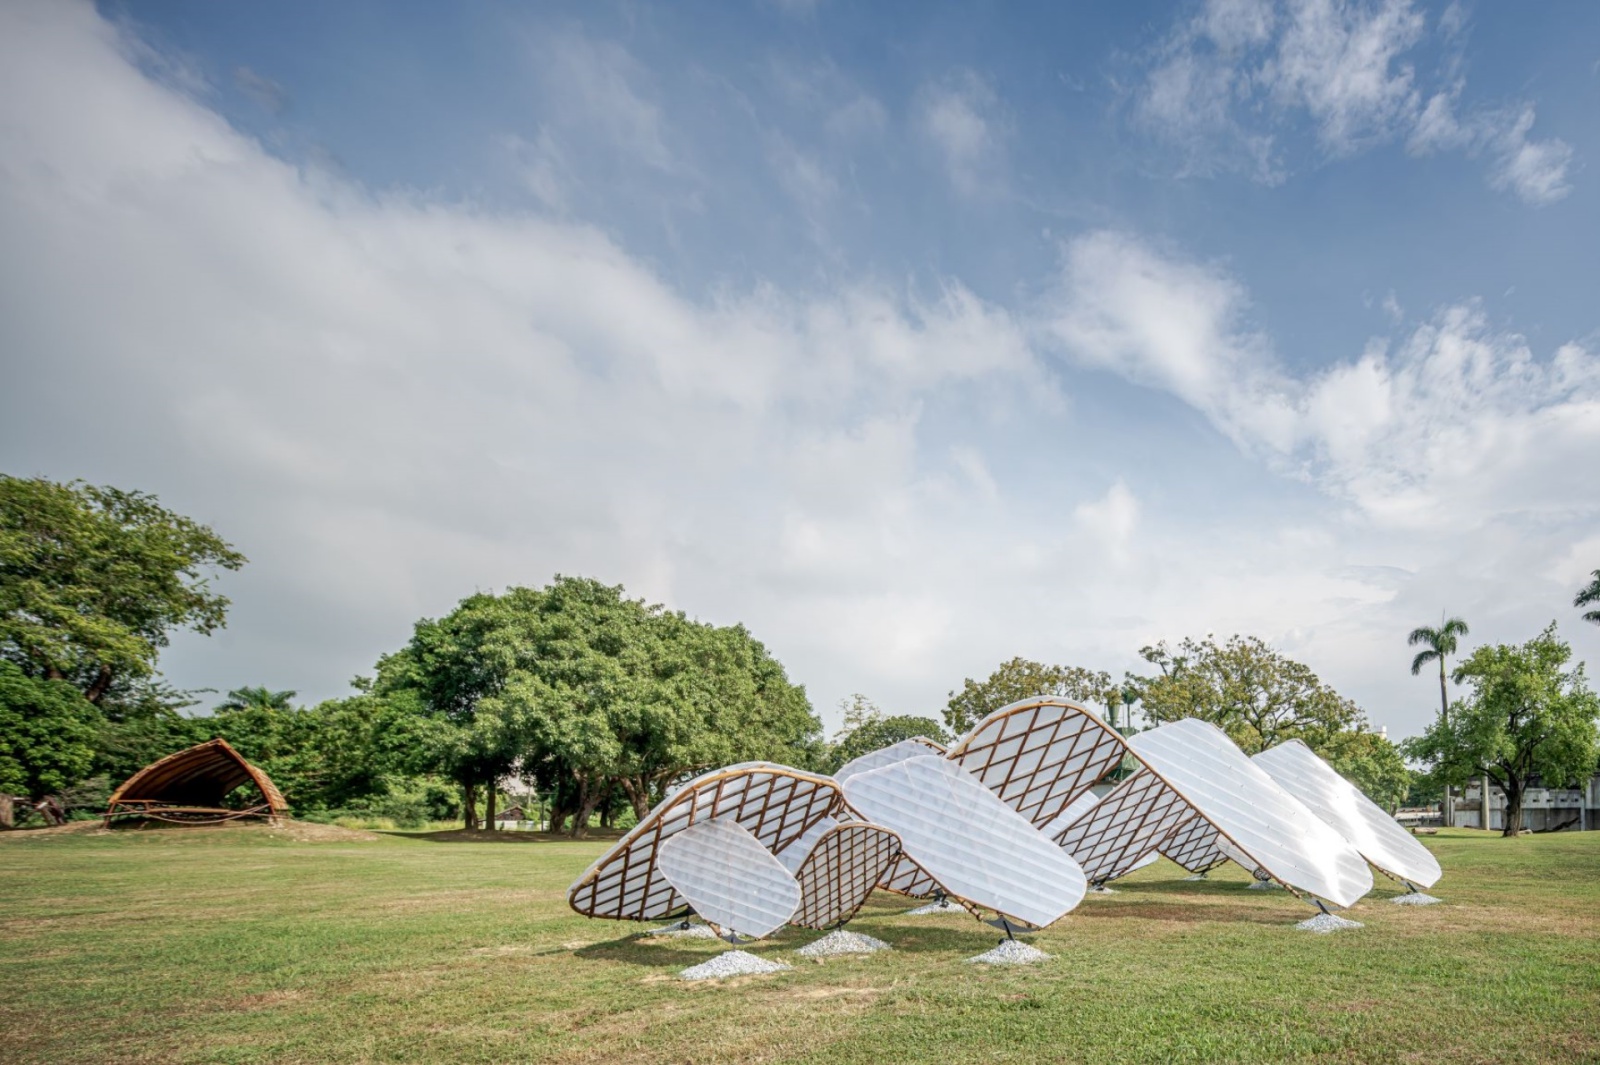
[{"xmin": 2, "ymin": 824, "xmax": 1597, "ymax": 1064}]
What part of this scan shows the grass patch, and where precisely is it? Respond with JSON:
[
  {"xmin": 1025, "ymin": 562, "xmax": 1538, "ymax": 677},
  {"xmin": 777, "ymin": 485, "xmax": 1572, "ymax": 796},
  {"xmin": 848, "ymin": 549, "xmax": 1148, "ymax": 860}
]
[{"xmin": 1, "ymin": 826, "xmax": 1596, "ymax": 1063}]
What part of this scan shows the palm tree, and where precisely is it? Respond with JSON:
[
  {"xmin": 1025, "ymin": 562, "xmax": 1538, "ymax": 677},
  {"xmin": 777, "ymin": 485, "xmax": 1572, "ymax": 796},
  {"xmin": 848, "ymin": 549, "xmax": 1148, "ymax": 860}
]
[
  {"xmin": 216, "ymin": 686, "xmax": 297, "ymax": 713},
  {"xmin": 1409, "ymin": 616, "xmax": 1470, "ymax": 827},
  {"xmin": 1577, "ymin": 570, "xmax": 1600, "ymax": 626}
]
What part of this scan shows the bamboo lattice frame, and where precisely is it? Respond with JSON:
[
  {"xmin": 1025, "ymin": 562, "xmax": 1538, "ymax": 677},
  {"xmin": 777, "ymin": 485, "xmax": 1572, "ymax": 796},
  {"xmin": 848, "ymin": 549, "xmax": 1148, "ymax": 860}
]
[
  {"xmin": 1053, "ymin": 768, "xmax": 1198, "ymax": 883},
  {"xmin": 791, "ymin": 823, "xmax": 902, "ymax": 929},
  {"xmin": 568, "ymin": 764, "xmax": 843, "ymax": 922},
  {"xmin": 105, "ymin": 738, "xmax": 288, "ymax": 823},
  {"xmin": 948, "ymin": 697, "xmax": 1130, "ymax": 829},
  {"xmin": 1159, "ymin": 816, "xmax": 1230, "ymax": 874}
]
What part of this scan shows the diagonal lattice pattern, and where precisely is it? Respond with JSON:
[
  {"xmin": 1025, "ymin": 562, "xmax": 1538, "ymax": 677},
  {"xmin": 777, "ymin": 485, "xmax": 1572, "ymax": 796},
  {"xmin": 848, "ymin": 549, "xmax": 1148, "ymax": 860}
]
[
  {"xmin": 791, "ymin": 823, "xmax": 903, "ymax": 929},
  {"xmin": 569, "ymin": 764, "xmax": 842, "ymax": 922},
  {"xmin": 1159, "ymin": 814, "xmax": 1230, "ymax": 873},
  {"xmin": 949, "ymin": 698, "xmax": 1130, "ymax": 829},
  {"xmin": 1053, "ymin": 768, "xmax": 1197, "ymax": 884}
]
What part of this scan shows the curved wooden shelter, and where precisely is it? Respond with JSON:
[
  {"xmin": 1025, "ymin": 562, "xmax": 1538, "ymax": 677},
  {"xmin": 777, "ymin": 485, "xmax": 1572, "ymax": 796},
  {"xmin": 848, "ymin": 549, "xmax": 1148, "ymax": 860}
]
[{"xmin": 106, "ymin": 739, "xmax": 289, "ymax": 824}]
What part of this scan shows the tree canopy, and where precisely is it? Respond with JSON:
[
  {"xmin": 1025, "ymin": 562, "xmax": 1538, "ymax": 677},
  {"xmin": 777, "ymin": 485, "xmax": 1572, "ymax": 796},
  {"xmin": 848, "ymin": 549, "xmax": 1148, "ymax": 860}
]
[
  {"xmin": 0, "ymin": 475, "xmax": 244, "ymax": 705},
  {"xmin": 379, "ymin": 576, "xmax": 822, "ymax": 836},
  {"xmin": 944, "ymin": 657, "xmax": 1116, "ymax": 735},
  {"xmin": 1404, "ymin": 624, "xmax": 1599, "ymax": 836},
  {"xmin": 1577, "ymin": 570, "xmax": 1600, "ymax": 627},
  {"xmin": 824, "ymin": 694, "xmax": 949, "ymax": 773}
]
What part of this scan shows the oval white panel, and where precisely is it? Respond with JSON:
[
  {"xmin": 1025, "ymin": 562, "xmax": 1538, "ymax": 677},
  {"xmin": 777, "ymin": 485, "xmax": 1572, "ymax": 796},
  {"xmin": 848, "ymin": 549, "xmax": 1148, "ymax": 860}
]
[
  {"xmin": 1254, "ymin": 739, "xmax": 1442, "ymax": 888},
  {"xmin": 841, "ymin": 755, "xmax": 1087, "ymax": 928},
  {"xmin": 1128, "ymin": 720, "xmax": 1373, "ymax": 908},
  {"xmin": 657, "ymin": 818, "xmax": 800, "ymax": 939}
]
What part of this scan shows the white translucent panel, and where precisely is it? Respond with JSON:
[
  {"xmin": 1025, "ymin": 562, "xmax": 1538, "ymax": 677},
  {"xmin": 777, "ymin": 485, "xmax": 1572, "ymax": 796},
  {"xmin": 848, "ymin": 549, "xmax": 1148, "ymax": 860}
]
[
  {"xmin": 877, "ymin": 853, "xmax": 939, "ymax": 897},
  {"xmin": 841, "ymin": 755, "xmax": 1087, "ymax": 928},
  {"xmin": 657, "ymin": 818, "xmax": 800, "ymax": 939},
  {"xmin": 1128, "ymin": 720, "xmax": 1373, "ymax": 907},
  {"xmin": 948, "ymin": 698, "xmax": 1129, "ymax": 829},
  {"xmin": 792, "ymin": 823, "xmax": 902, "ymax": 929},
  {"xmin": 1254, "ymin": 739, "xmax": 1442, "ymax": 888},
  {"xmin": 835, "ymin": 739, "xmax": 944, "ymax": 783},
  {"xmin": 775, "ymin": 815, "xmax": 837, "ymax": 874}
]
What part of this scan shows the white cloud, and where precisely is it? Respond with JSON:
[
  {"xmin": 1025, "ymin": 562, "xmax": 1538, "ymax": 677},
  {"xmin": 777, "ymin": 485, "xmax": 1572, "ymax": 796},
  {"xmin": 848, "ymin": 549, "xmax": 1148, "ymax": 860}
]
[
  {"xmin": 1043, "ymin": 231, "xmax": 1600, "ymax": 533},
  {"xmin": 917, "ymin": 70, "xmax": 1009, "ymax": 197},
  {"xmin": 531, "ymin": 28, "xmax": 676, "ymax": 172},
  {"xmin": 2, "ymin": 2, "xmax": 1594, "ymax": 741},
  {"xmin": 1135, "ymin": 0, "xmax": 1575, "ymax": 203}
]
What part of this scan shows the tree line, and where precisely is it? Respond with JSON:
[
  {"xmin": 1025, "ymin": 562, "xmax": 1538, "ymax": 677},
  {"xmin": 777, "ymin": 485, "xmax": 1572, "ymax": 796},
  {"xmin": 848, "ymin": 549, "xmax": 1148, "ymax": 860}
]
[{"xmin": 3, "ymin": 474, "xmax": 1597, "ymax": 837}]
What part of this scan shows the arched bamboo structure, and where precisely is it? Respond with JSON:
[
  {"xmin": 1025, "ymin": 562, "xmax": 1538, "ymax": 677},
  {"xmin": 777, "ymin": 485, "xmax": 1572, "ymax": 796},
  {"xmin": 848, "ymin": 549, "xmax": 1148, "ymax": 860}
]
[{"xmin": 105, "ymin": 738, "xmax": 289, "ymax": 824}]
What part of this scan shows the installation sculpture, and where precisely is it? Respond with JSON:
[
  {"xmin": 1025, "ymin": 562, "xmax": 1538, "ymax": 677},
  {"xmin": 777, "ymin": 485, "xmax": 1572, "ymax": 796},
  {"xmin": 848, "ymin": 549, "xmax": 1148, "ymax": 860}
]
[{"xmin": 568, "ymin": 697, "xmax": 1440, "ymax": 954}]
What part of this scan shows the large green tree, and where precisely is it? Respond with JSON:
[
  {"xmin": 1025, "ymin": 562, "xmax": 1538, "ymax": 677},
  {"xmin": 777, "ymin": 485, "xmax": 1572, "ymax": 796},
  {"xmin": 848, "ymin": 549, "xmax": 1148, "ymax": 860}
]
[
  {"xmin": 1130, "ymin": 634, "xmax": 1406, "ymax": 804},
  {"xmin": 1133, "ymin": 636, "xmax": 1365, "ymax": 753},
  {"xmin": 383, "ymin": 576, "xmax": 821, "ymax": 838},
  {"xmin": 0, "ymin": 476, "xmax": 245, "ymax": 705},
  {"xmin": 944, "ymin": 658, "xmax": 1117, "ymax": 735},
  {"xmin": 1404, "ymin": 624, "xmax": 1599, "ymax": 836},
  {"xmin": 1576, "ymin": 570, "xmax": 1600, "ymax": 626},
  {"xmin": 824, "ymin": 694, "xmax": 949, "ymax": 773}
]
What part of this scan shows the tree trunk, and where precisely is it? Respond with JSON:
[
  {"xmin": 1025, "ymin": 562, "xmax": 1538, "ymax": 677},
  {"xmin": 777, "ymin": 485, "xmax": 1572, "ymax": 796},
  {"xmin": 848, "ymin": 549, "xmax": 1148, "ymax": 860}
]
[
  {"xmin": 0, "ymin": 794, "xmax": 13, "ymax": 829},
  {"xmin": 484, "ymin": 783, "xmax": 497, "ymax": 832},
  {"xmin": 1480, "ymin": 773, "xmax": 1490, "ymax": 831},
  {"xmin": 1502, "ymin": 779, "xmax": 1525, "ymax": 837},
  {"xmin": 1438, "ymin": 661, "xmax": 1453, "ymax": 828},
  {"xmin": 569, "ymin": 777, "xmax": 602, "ymax": 839},
  {"xmin": 463, "ymin": 783, "xmax": 478, "ymax": 831},
  {"xmin": 619, "ymin": 776, "xmax": 652, "ymax": 822},
  {"xmin": 84, "ymin": 663, "xmax": 115, "ymax": 705}
]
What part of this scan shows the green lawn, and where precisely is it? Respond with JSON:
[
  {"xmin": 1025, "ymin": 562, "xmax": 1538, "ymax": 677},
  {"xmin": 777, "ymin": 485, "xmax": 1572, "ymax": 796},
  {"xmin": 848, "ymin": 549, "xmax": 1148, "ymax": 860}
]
[{"xmin": 2, "ymin": 824, "xmax": 1596, "ymax": 1064}]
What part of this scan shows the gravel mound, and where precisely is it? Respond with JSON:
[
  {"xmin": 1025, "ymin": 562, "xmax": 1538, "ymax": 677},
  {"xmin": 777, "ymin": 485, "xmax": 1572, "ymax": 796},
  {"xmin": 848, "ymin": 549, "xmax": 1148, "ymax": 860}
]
[
  {"xmin": 1246, "ymin": 879, "xmax": 1280, "ymax": 890},
  {"xmin": 1183, "ymin": 873, "xmax": 1208, "ymax": 881},
  {"xmin": 796, "ymin": 930, "xmax": 891, "ymax": 957},
  {"xmin": 679, "ymin": 950, "xmax": 791, "ymax": 980},
  {"xmin": 1088, "ymin": 885, "xmax": 1117, "ymax": 894},
  {"xmin": 1391, "ymin": 892, "xmax": 1442, "ymax": 906},
  {"xmin": 647, "ymin": 921, "xmax": 719, "ymax": 939},
  {"xmin": 1296, "ymin": 912, "xmax": 1364, "ymax": 933},
  {"xmin": 904, "ymin": 900, "xmax": 958, "ymax": 916},
  {"xmin": 967, "ymin": 939, "xmax": 1051, "ymax": 965}
]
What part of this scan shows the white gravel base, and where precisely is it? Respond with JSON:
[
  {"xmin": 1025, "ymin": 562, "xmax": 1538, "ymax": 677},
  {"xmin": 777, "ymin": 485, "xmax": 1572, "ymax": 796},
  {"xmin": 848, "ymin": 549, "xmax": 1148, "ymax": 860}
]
[
  {"xmin": 967, "ymin": 939, "xmax": 1052, "ymax": 965},
  {"xmin": 1183, "ymin": 874, "xmax": 1208, "ymax": 881},
  {"xmin": 1296, "ymin": 912, "xmax": 1364, "ymax": 933},
  {"xmin": 1088, "ymin": 885, "xmax": 1117, "ymax": 894},
  {"xmin": 795, "ymin": 930, "xmax": 891, "ymax": 957},
  {"xmin": 679, "ymin": 950, "xmax": 792, "ymax": 980},
  {"xmin": 1246, "ymin": 879, "xmax": 1280, "ymax": 890},
  {"xmin": 1391, "ymin": 892, "xmax": 1442, "ymax": 906},
  {"xmin": 647, "ymin": 921, "xmax": 720, "ymax": 939},
  {"xmin": 904, "ymin": 900, "xmax": 958, "ymax": 916}
]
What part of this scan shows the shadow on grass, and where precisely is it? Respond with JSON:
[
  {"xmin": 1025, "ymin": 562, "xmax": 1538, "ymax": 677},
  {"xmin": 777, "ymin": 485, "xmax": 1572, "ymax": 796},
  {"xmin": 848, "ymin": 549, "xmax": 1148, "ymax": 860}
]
[{"xmin": 382, "ymin": 828, "xmax": 628, "ymax": 844}]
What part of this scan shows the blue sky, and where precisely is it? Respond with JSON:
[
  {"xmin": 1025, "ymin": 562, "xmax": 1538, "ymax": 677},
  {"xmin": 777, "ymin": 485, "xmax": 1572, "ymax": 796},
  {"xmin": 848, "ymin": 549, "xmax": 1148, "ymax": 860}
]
[{"xmin": 3, "ymin": 0, "xmax": 1598, "ymax": 737}]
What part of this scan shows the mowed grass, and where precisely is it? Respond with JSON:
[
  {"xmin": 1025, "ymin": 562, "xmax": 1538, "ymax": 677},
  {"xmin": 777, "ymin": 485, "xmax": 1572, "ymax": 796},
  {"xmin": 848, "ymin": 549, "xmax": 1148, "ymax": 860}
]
[{"xmin": 2, "ymin": 826, "xmax": 1597, "ymax": 1064}]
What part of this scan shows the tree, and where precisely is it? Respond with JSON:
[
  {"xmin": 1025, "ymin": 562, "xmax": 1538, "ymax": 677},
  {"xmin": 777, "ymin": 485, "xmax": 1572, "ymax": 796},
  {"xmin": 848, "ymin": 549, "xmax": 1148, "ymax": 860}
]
[
  {"xmin": 1319, "ymin": 729, "xmax": 1411, "ymax": 812},
  {"xmin": 945, "ymin": 658, "xmax": 1116, "ymax": 735},
  {"xmin": 1408, "ymin": 616, "xmax": 1470, "ymax": 826},
  {"xmin": 217, "ymin": 686, "xmax": 297, "ymax": 713},
  {"xmin": 825, "ymin": 695, "xmax": 950, "ymax": 773},
  {"xmin": 0, "ymin": 661, "xmax": 100, "ymax": 812},
  {"xmin": 0, "ymin": 475, "xmax": 245, "ymax": 704},
  {"xmin": 1576, "ymin": 570, "xmax": 1600, "ymax": 626},
  {"xmin": 380, "ymin": 576, "xmax": 821, "ymax": 838},
  {"xmin": 1404, "ymin": 625, "xmax": 1599, "ymax": 836},
  {"xmin": 1133, "ymin": 636, "xmax": 1363, "ymax": 754}
]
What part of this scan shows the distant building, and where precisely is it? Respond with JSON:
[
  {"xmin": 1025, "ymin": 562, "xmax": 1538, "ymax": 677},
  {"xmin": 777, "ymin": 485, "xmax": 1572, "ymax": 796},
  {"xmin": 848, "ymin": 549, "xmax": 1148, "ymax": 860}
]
[{"xmin": 1449, "ymin": 776, "xmax": 1600, "ymax": 832}]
